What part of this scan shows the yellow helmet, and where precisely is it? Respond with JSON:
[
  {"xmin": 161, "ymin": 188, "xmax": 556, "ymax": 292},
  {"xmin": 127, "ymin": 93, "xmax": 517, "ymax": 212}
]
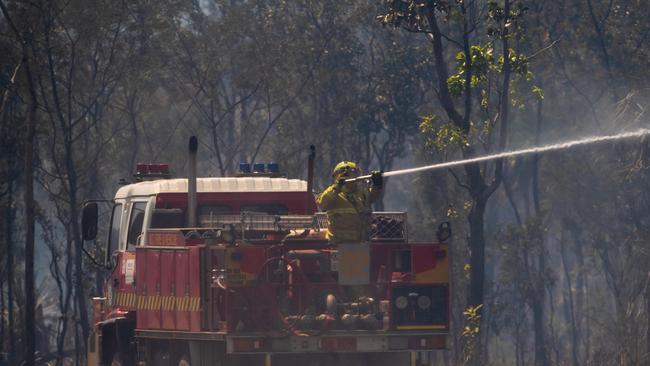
[{"xmin": 332, "ymin": 161, "xmax": 360, "ymax": 177}]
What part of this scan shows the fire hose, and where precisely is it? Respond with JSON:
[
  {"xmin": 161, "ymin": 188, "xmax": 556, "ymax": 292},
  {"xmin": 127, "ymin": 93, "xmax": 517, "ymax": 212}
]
[{"xmin": 345, "ymin": 129, "xmax": 650, "ymax": 183}]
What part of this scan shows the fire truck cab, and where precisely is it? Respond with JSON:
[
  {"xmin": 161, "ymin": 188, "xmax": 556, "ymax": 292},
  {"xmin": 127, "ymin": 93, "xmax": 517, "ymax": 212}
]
[{"xmin": 83, "ymin": 154, "xmax": 450, "ymax": 366}]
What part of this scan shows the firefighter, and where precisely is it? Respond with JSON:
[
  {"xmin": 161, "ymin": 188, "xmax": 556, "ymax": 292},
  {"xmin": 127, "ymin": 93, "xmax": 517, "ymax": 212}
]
[{"xmin": 316, "ymin": 161, "xmax": 383, "ymax": 243}]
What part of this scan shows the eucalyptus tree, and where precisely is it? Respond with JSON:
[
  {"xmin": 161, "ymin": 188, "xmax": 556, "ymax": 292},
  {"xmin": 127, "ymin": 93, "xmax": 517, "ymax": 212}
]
[
  {"xmin": 15, "ymin": 0, "xmax": 169, "ymax": 361},
  {"xmin": 378, "ymin": 3, "xmax": 535, "ymax": 361}
]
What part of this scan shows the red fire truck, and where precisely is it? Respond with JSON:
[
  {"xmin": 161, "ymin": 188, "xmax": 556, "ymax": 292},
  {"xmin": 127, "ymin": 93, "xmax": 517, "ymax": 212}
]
[{"xmin": 81, "ymin": 138, "xmax": 451, "ymax": 365}]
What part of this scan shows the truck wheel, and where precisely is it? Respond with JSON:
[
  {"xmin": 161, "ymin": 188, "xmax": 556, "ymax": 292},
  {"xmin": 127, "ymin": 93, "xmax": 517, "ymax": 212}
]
[
  {"xmin": 151, "ymin": 348, "xmax": 171, "ymax": 366},
  {"xmin": 177, "ymin": 355, "xmax": 191, "ymax": 366},
  {"xmin": 110, "ymin": 353, "xmax": 124, "ymax": 366}
]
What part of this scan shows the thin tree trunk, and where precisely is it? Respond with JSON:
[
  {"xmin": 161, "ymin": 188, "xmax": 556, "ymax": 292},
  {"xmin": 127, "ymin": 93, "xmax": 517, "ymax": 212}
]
[
  {"xmin": 532, "ymin": 85, "xmax": 548, "ymax": 366},
  {"xmin": 23, "ymin": 72, "xmax": 38, "ymax": 366},
  {"xmin": 566, "ymin": 219, "xmax": 593, "ymax": 365},
  {"xmin": 503, "ymin": 169, "xmax": 522, "ymax": 225},
  {"xmin": 128, "ymin": 91, "xmax": 139, "ymax": 172},
  {"xmin": 532, "ymin": 282, "xmax": 548, "ymax": 366},
  {"xmin": 561, "ymin": 228, "xmax": 580, "ymax": 366},
  {"xmin": 21, "ymin": 29, "xmax": 39, "ymax": 366},
  {"xmin": 585, "ymin": 0, "xmax": 618, "ymax": 100},
  {"xmin": 0, "ymin": 270, "xmax": 3, "ymax": 363},
  {"xmin": 56, "ymin": 236, "xmax": 74, "ymax": 366},
  {"xmin": 74, "ymin": 304, "xmax": 80, "ymax": 366},
  {"xmin": 4, "ymin": 178, "xmax": 14, "ymax": 365},
  {"xmin": 0, "ymin": 3, "xmax": 38, "ymax": 364},
  {"xmin": 532, "ymin": 90, "xmax": 542, "ymax": 216},
  {"xmin": 646, "ymin": 288, "xmax": 650, "ymax": 362},
  {"xmin": 211, "ymin": 122, "xmax": 227, "ymax": 177},
  {"xmin": 467, "ymin": 198, "xmax": 486, "ymax": 309},
  {"xmin": 65, "ymin": 141, "xmax": 90, "ymax": 356},
  {"xmin": 546, "ymin": 285, "xmax": 561, "ymax": 366},
  {"xmin": 515, "ymin": 316, "xmax": 523, "ymax": 366}
]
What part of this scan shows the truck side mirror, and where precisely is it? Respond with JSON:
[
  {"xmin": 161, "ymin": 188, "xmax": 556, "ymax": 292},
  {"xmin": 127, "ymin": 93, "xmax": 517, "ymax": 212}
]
[
  {"xmin": 81, "ymin": 202, "xmax": 99, "ymax": 241},
  {"xmin": 436, "ymin": 221, "xmax": 451, "ymax": 242}
]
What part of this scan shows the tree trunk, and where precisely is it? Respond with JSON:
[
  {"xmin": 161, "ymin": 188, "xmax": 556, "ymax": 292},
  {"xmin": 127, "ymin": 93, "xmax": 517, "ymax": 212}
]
[
  {"xmin": 561, "ymin": 228, "xmax": 580, "ymax": 366},
  {"xmin": 0, "ymin": 3, "xmax": 39, "ymax": 363},
  {"xmin": 646, "ymin": 288, "xmax": 650, "ymax": 362},
  {"xmin": 22, "ymin": 31, "xmax": 39, "ymax": 366},
  {"xmin": 128, "ymin": 91, "xmax": 139, "ymax": 173},
  {"xmin": 532, "ymin": 86, "xmax": 548, "ymax": 366},
  {"xmin": 4, "ymin": 178, "xmax": 15, "ymax": 365},
  {"xmin": 65, "ymin": 140, "xmax": 90, "ymax": 357},
  {"xmin": 56, "ymin": 235, "xmax": 74, "ymax": 366},
  {"xmin": 533, "ymin": 286, "xmax": 548, "ymax": 366},
  {"xmin": 467, "ymin": 197, "xmax": 486, "ymax": 310},
  {"xmin": 23, "ymin": 81, "xmax": 37, "ymax": 366},
  {"xmin": 0, "ymin": 269, "xmax": 3, "ymax": 363},
  {"xmin": 546, "ymin": 285, "xmax": 561, "ymax": 366}
]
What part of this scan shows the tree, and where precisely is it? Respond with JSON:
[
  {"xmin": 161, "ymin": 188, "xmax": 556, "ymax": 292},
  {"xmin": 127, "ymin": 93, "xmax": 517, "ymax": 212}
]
[
  {"xmin": 21, "ymin": 0, "xmax": 144, "ymax": 360},
  {"xmin": 379, "ymin": 1, "xmax": 532, "ymax": 360},
  {"xmin": 0, "ymin": 1, "xmax": 39, "ymax": 364}
]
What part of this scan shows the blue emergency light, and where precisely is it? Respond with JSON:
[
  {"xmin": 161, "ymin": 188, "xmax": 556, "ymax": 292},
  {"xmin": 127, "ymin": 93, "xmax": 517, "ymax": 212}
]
[
  {"xmin": 267, "ymin": 162, "xmax": 279, "ymax": 173},
  {"xmin": 239, "ymin": 163, "xmax": 251, "ymax": 173},
  {"xmin": 253, "ymin": 163, "xmax": 266, "ymax": 173}
]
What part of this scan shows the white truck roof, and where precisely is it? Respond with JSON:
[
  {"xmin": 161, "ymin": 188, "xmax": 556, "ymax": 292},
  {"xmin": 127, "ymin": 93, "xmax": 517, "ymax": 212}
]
[{"xmin": 114, "ymin": 177, "xmax": 308, "ymax": 199}]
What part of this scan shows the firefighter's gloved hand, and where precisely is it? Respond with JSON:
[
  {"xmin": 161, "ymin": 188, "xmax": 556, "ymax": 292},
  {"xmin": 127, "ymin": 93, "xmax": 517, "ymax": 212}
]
[
  {"xmin": 371, "ymin": 170, "xmax": 383, "ymax": 188},
  {"xmin": 336, "ymin": 178, "xmax": 346, "ymax": 191}
]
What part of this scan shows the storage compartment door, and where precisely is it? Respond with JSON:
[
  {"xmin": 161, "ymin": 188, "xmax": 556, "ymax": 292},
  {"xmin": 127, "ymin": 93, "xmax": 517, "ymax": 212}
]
[
  {"xmin": 160, "ymin": 250, "xmax": 176, "ymax": 330},
  {"xmin": 175, "ymin": 250, "xmax": 191, "ymax": 331}
]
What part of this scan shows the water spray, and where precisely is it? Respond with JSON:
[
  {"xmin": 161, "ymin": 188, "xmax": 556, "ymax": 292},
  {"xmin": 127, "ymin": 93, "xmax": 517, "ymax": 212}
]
[{"xmin": 347, "ymin": 129, "xmax": 650, "ymax": 182}]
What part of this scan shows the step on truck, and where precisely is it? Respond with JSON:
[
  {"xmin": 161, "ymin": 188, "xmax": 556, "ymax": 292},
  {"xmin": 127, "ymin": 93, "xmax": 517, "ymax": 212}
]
[{"xmin": 82, "ymin": 137, "xmax": 451, "ymax": 366}]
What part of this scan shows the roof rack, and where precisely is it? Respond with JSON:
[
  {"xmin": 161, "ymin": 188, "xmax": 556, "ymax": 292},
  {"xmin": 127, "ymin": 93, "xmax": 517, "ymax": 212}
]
[{"xmin": 199, "ymin": 212, "xmax": 407, "ymax": 242}]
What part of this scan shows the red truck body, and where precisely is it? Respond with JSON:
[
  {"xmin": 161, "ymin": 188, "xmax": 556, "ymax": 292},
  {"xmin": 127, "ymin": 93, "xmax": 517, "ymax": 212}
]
[{"xmin": 87, "ymin": 171, "xmax": 450, "ymax": 366}]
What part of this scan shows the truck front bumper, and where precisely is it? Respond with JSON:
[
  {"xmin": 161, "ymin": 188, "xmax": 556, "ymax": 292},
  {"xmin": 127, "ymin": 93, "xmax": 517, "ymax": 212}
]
[{"xmin": 225, "ymin": 331, "xmax": 449, "ymax": 354}]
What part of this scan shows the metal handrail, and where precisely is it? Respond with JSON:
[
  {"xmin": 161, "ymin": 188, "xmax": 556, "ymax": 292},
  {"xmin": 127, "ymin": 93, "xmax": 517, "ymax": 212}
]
[{"xmin": 198, "ymin": 211, "xmax": 408, "ymax": 241}]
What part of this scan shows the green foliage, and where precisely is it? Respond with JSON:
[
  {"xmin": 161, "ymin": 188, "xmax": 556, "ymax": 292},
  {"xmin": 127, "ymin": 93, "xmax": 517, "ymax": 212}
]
[
  {"xmin": 447, "ymin": 205, "xmax": 459, "ymax": 219},
  {"xmin": 447, "ymin": 44, "xmax": 535, "ymax": 104},
  {"xmin": 462, "ymin": 304, "xmax": 483, "ymax": 364},
  {"xmin": 447, "ymin": 44, "xmax": 498, "ymax": 97},
  {"xmin": 497, "ymin": 48, "xmax": 533, "ymax": 79},
  {"xmin": 486, "ymin": 0, "xmax": 528, "ymax": 39},
  {"xmin": 531, "ymin": 85, "xmax": 544, "ymax": 100},
  {"xmin": 447, "ymin": 73, "xmax": 464, "ymax": 97},
  {"xmin": 377, "ymin": 0, "xmax": 441, "ymax": 30},
  {"xmin": 420, "ymin": 116, "xmax": 469, "ymax": 151}
]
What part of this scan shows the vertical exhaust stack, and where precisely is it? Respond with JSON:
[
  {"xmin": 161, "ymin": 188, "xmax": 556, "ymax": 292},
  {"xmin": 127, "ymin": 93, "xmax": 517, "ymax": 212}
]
[
  {"xmin": 188, "ymin": 136, "xmax": 198, "ymax": 227},
  {"xmin": 306, "ymin": 145, "xmax": 316, "ymax": 214}
]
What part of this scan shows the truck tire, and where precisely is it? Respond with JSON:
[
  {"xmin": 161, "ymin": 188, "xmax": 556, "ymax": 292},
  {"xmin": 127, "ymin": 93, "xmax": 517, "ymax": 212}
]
[
  {"xmin": 177, "ymin": 355, "xmax": 191, "ymax": 366},
  {"xmin": 110, "ymin": 352, "xmax": 124, "ymax": 366},
  {"xmin": 151, "ymin": 346, "xmax": 171, "ymax": 366},
  {"xmin": 111, "ymin": 350, "xmax": 137, "ymax": 366}
]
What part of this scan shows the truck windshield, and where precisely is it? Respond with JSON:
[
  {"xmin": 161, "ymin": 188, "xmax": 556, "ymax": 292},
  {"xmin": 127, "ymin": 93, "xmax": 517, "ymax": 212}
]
[{"xmin": 107, "ymin": 204, "xmax": 123, "ymax": 256}]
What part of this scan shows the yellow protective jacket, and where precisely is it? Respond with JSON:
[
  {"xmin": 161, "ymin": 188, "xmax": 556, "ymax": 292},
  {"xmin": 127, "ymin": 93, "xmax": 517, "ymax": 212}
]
[{"xmin": 316, "ymin": 183, "xmax": 382, "ymax": 242}]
